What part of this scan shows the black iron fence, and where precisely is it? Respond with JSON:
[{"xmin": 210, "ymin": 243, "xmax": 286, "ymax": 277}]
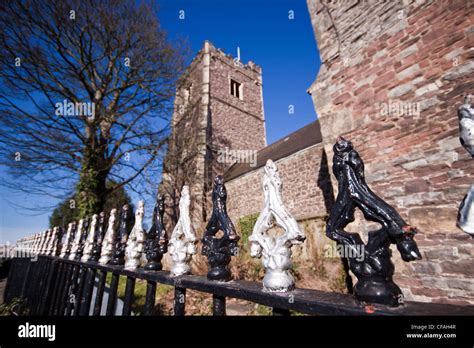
[
  {"xmin": 4, "ymin": 255, "xmax": 472, "ymax": 316},
  {"xmin": 6, "ymin": 158, "xmax": 474, "ymax": 316}
]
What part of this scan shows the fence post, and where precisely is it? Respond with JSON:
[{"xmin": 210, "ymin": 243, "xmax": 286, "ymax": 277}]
[
  {"xmin": 144, "ymin": 281, "xmax": 157, "ymax": 315},
  {"xmin": 212, "ymin": 294, "xmax": 226, "ymax": 316},
  {"xmin": 93, "ymin": 270, "xmax": 107, "ymax": 316},
  {"xmin": 106, "ymin": 273, "xmax": 120, "ymax": 316},
  {"xmin": 173, "ymin": 287, "xmax": 186, "ymax": 316},
  {"xmin": 79, "ymin": 268, "xmax": 97, "ymax": 315},
  {"xmin": 38, "ymin": 257, "xmax": 59, "ymax": 315},
  {"xmin": 122, "ymin": 277, "xmax": 136, "ymax": 315},
  {"xmin": 58, "ymin": 263, "xmax": 74, "ymax": 315}
]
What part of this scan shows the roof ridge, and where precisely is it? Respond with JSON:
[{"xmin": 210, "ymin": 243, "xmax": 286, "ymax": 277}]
[{"xmin": 223, "ymin": 119, "xmax": 322, "ymax": 181}]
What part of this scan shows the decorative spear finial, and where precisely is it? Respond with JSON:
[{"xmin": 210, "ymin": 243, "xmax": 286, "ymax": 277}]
[
  {"xmin": 75, "ymin": 217, "xmax": 89, "ymax": 260},
  {"xmin": 124, "ymin": 201, "xmax": 146, "ymax": 270},
  {"xmin": 90, "ymin": 212, "xmax": 106, "ymax": 262},
  {"xmin": 49, "ymin": 226, "xmax": 61, "ymax": 256},
  {"xmin": 41, "ymin": 229, "xmax": 52, "ymax": 254},
  {"xmin": 32, "ymin": 233, "xmax": 40, "ymax": 254},
  {"xmin": 326, "ymin": 137, "xmax": 421, "ymax": 307},
  {"xmin": 81, "ymin": 214, "xmax": 99, "ymax": 262},
  {"xmin": 59, "ymin": 222, "xmax": 76, "ymax": 258},
  {"xmin": 38, "ymin": 231, "xmax": 47, "ymax": 254},
  {"xmin": 69, "ymin": 219, "xmax": 84, "ymax": 260},
  {"xmin": 169, "ymin": 186, "xmax": 197, "ymax": 276},
  {"xmin": 201, "ymin": 175, "xmax": 239, "ymax": 281},
  {"xmin": 458, "ymin": 94, "xmax": 474, "ymax": 157},
  {"xmin": 99, "ymin": 209, "xmax": 118, "ymax": 265},
  {"xmin": 110, "ymin": 205, "xmax": 131, "ymax": 265},
  {"xmin": 43, "ymin": 230, "xmax": 51, "ymax": 254},
  {"xmin": 144, "ymin": 195, "xmax": 168, "ymax": 271},
  {"xmin": 457, "ymin": 95, "xmax": 474, "ymax": 237},
  {"xmin": 36, "ymin": 231, "xmax": 44, "ymax": 254},
  {"xmin": 249, "ymin": 159, "xmax": 305, "ymax": 292}
]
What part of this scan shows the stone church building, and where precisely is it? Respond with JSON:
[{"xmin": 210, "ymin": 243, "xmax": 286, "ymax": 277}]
[{"xmin": 161, "ymin": 0, "xmax": 473, "ymax": 305}]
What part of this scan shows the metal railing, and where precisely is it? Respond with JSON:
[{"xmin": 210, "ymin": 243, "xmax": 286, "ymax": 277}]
[
  {"xmin": 4, "ymin": 255, "xmax": 472, "ymax": 316},
  {"xmin": 6, "ymin": 160, "xmax": 474, "ymax": 316}
]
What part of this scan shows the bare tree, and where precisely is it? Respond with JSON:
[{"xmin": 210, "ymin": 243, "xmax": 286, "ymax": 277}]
[{"xmin": 0, "ymin": 0, "xmax": 186, "ymax": 215}]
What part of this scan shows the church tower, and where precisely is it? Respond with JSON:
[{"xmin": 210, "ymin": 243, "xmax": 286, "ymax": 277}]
[{"xmin": 161, "ymin": 41, "xmax": 266, "ymax": 227}]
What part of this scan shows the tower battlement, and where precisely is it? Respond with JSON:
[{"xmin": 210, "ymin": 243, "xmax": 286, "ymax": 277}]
[{"xmin": 196, "ymin": 41, "xmax": 262, "ymax": 75}]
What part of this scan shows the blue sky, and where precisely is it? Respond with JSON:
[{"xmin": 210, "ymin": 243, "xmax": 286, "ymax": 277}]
[{"xmin": 0, "ymin": 0, "xmax": 321, "ymax": 243}]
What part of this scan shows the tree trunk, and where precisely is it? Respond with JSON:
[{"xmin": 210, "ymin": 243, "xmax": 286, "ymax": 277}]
[{"xmin": 76, "ymin": 137, "xmax": 108, "ymax": 217}]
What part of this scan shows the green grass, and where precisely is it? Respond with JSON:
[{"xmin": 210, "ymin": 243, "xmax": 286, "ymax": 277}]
[
  {"xmin": 0, "ymin": 297, "xmax": 27, "ymax": 316},
  {"xmin": 156, "ymin": 283, "xmax": 173, "ymax": 297},
  {"xmin": 290, "ymin": 310, "xmax": 306, "ymax": 316},
  {"xmin": 255, "ymin": 304, "xmax": 272, "ymax": 316},
  {"xmin": 105, "ymin": 273, "xmax": 173, "ymax": 315},
  {"xmin": 254, "ymin": 305, "xmax": 305, "ymax": 316}
]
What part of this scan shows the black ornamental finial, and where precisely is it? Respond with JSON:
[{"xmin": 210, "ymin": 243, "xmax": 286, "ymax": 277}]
[
  {"xmin": 90, "ymin": 211, "xmax": 106, "ymax": 262},
  {"xmin": 110, "ymin": 204, "xmax": 130, "ymax": 265},
  {"xmin": 326, "ymin": 137, "xmax": 421, "ymax": 307},
  {"xmin": 75, "ymin": 217, "xmax": 90, "ymax": 261},
  {"xmin": 144, "ymin": 195, "xmax": 168, "ymax": 270},
  {"xmin": 201, "ymin": 175, "xmax": 239, "ymax": 281}
]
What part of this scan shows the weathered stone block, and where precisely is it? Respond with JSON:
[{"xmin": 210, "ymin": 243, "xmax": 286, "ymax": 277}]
[{"xmin": 442, "ymin": 260, "xmax": 474, "ymax": 277}]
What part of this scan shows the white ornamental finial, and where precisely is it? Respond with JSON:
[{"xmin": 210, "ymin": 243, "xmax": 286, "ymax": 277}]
[
  {"xmin": 48, "ymin": 226, "xmax": 60, "ymax": 256},
  {"xmin": 48, "ymin": 228, "xmax": 56, "ymax": 254},
  {"xmin": 69, "ymin": 219, "xmax": 84, "ymax": 260},
  {"xmin": 458, "ymin": 186, "xmax": 474, "ymax": 236},
  {"xmin": 36, "ymin": 232, "xmax": 43, "ymax": 254},
  {"xmin": 249, "ymin": 159, "xmax": 306, "ymax": 292},
  {"xmin": 124, "ymin": 201, "xmax": 146, "ymax": 270},
  {"xmin": 39, "ymin": 232, "xmax": 45, "ymax": 253},
  {"xmin": 457, "ymin": 95, "xmax": 474, "ymax": 237},
  {"xmin": 40, "ymin": 230, "xmax": 49, "ymax": 254},
  {"xmin": 30, "ymin": 234, "xmax": 33, "ymax": 253},
  {"xmin": 33, "ymin": 233, "xmax": 40, "ymax": 254},
  {"xmin": 99, "ymin": 209, "xmax": 118, "ymax": 265},
  {"xmin": 38, "ymin": 230, "xmax": 46, "ymax": 254},
  {"xmin": 458, "ymin": 95, "xmax": 474, "ymax": 157},
  {"xmin": 169, "ymin": 186, "xmax": 197, "ymax": 276},
  {"xmin": 59, "ymin": 222, "xmax": 75, "ymax": 258},
  {"xmin": 42, "ymin": 229, "xmax": 52, "ymax": 254},
  {"xmin": 37, "ymin": 232, "xmax": 44, "ymax": 254},
  {"xmin": 81, "ymin": 214, "xmax": 98, "ymax": 262}
]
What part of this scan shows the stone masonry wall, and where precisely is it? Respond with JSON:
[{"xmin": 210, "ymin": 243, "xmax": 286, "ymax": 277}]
[
  {"xmin": 207, "ymin": 45, "xmax": 267, "ymax": 193},
  {"xmin": 307, "ymin": 0, "xmax": 474, "ymax": 304},
  {"xmin": 209, "ymin": 48, "xmax": 266, "ymax": 156}
]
